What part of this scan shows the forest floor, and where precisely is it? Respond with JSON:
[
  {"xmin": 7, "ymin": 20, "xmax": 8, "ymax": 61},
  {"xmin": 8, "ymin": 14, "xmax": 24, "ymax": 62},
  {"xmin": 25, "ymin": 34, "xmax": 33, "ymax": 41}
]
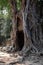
[{"xmin": 0, "ymin": 47, "xmax": 43, "ymax": 65}]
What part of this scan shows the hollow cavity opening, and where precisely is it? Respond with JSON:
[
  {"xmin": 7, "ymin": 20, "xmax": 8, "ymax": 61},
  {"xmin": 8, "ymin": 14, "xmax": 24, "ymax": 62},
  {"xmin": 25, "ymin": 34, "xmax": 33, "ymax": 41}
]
[{"xmin": 16, "ymin": 30, "xmax": 24, "ymax": 51}]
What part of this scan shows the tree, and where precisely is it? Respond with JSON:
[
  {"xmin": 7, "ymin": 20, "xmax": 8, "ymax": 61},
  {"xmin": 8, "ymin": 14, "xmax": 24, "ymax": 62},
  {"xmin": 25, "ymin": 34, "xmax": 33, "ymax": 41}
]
[
  {"xmin": 21, "ymin": 0, "xmax": 43, "ymax": 55},
  {"xmin": 0, "ymin": 0, "xmax": 43, "ymax": 55},
  {"xmin": 9, "ymin": 0, "xmax": 43, "ymax": 54}
]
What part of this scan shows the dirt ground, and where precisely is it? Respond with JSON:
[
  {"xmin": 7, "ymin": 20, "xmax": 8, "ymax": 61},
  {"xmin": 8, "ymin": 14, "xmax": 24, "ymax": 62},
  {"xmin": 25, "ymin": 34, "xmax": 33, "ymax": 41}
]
[{"xmin": 0, "ymin": 47, "xmax": 43, "ymax": 65}]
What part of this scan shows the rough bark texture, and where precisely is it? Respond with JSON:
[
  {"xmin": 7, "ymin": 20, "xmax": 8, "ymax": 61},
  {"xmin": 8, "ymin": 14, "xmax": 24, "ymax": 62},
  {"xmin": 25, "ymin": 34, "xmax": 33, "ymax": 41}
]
[
  {"xmin": 20, "ymin": 0, "xmax": 43, "ymax": 55},
  {"xmin": 8, "ymin": 0, "xmax": 43, "ymax": 54},
  {"xmin": 8, "ymin": 0, "xmax": 17, "ymax": 52}
]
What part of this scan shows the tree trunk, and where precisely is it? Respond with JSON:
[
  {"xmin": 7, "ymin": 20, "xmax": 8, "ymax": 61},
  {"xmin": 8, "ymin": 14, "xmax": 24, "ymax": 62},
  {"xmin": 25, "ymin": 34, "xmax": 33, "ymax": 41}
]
[
  {"xmin": 8, "ymin": 0, "xmax": 43, "ymax": 54},
  {"xmin": 20, "ymin": 0, "xmax": 43, "ymax": 55},
  {"xmin": 9, "ymin": 0, "xmax": 17, "ymax": 52}
]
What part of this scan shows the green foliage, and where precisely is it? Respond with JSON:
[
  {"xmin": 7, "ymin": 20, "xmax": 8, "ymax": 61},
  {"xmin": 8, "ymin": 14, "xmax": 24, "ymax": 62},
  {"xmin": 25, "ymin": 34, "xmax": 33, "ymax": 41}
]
[
  {"xmin": 0, "ymin": 0, "xmax": 21, "ymax": 38},
  {"xmin": 0, "ymin": 0, "xmax": 12, "ymax": 40},
  {"xmin": 0, "ymin": 0, "xmax": 21, "ymax": 11},
  {"xmin": 0, "ymin": 0, "xmax": 10, "ymax": 10},
  {"xmin": 16, "ymin": 0, "xmax": 21, "ymax": 11},
  {"xmin": 0, "ymin": 17, "xmax": 12, "ymax": 38}
]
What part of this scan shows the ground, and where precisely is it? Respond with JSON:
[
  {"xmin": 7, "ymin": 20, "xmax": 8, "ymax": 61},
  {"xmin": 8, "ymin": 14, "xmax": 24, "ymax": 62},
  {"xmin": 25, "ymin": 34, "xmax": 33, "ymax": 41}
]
[{"xmin": 0, "ymin": 47, "xmax": 43, "ymax": 65}]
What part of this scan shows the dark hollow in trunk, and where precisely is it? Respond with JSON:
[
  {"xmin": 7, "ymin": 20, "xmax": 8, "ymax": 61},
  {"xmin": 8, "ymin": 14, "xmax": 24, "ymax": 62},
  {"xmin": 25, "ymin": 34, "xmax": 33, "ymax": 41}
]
[{"xmin": 16, "ymin": 30, "xmax": 24, "ymax": 51}]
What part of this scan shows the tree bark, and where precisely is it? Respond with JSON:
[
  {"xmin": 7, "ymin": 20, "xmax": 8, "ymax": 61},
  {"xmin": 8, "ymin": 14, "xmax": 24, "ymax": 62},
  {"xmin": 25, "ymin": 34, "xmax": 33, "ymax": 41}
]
[
  {"xmin": 20, "ymin": 0, "xmax": 43, "ymax": 55},
  {"xmin": 9, "ymin": 0, "xmax": 17, "ymax": 51},
  {"xmin": 8, "ymin": 0, "xmax": 43, "ymax": 54}
]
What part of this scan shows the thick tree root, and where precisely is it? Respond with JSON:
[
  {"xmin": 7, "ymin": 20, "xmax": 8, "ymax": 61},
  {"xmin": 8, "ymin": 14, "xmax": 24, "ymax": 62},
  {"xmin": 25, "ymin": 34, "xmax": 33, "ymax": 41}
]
[{"xmin": 18, "ymin": 43, "xmax": 39, "ymax": 57}]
